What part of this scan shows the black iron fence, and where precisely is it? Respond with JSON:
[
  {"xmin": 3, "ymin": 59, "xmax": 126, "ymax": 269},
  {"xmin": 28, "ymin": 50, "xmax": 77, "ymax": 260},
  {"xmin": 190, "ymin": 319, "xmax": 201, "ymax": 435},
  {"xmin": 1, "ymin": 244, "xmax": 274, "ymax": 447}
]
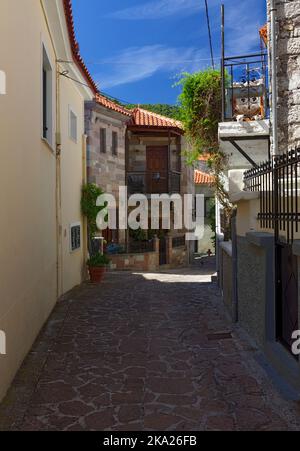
[
  {"xmin": 172, "ymin": 236, "xmax": 186, "ymax": 248},
  {"xmin": 222, "ymin": 52, "xmax": 269, "ymax": 121},
  {"xmin": 244, "ymin": 148, "xmax": 300, "ymax": 243},
  {"xmin": 128, "ymin": 240, "xmax": 155, "ymax": 254}
]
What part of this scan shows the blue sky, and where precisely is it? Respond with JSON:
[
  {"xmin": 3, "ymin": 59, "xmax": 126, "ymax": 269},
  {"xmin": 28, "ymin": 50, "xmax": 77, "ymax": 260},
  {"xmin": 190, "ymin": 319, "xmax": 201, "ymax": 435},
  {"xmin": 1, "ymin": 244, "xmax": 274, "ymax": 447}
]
[{"xmin": 72, "ymin": 0, "xmax": 267, "ymax": 105}]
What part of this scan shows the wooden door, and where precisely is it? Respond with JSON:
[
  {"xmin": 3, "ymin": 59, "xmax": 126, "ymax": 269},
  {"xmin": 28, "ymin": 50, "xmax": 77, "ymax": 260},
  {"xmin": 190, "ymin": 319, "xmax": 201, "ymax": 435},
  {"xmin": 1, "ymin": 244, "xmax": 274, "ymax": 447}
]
[
  {"xmin": 276, "ymin": 243, "xmax": 299, "ymax": 352},
  {"xmin": 146, "ymin": 146, "xmax": 168, "ymax": 193}
]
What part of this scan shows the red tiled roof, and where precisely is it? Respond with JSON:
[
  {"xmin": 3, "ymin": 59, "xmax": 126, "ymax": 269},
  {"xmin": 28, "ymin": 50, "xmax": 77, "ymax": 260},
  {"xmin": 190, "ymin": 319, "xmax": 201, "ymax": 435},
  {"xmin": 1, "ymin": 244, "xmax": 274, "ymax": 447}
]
[
  {"xmin": 95, "ymin": 94, "xmax": 132, "ymax": 117},
  {"xmin": 129, "ymin": 108, "xmax": 183, "ymax": 132},
  {"xmin": 194, "ymin": 170, "xmax": 214, "ymax": 185},
  {"xmin": 63, "ymin": 0, "xmax": 99, "ymax": 94}
]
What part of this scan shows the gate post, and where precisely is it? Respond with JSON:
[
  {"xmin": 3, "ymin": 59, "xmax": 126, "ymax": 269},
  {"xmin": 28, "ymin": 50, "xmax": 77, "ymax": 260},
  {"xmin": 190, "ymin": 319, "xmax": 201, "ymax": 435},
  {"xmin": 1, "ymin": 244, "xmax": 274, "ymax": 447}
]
[
  {"xmin": 166, "ymin": 233, "xmax": 172, "ymax": 265},
  {"xmin": 153, "ymin": 235, "xmax": 160, "ymax": 269}
]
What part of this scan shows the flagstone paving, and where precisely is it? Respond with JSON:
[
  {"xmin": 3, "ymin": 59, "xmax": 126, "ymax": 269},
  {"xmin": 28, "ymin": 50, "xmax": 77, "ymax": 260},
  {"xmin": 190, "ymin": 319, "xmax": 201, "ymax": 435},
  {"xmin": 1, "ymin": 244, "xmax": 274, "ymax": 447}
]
[{"xmin": 1, "ymin": 261, "xmax": 300, "ymax": 431}]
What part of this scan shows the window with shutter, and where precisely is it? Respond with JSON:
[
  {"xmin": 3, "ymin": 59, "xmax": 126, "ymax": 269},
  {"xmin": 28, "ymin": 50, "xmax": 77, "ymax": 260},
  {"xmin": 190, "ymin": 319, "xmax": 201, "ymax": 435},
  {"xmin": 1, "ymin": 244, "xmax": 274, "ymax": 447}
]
[
  {"xmin": 69, "ymin": 108, "xmax": 78, "ymax": 142},
  {"xmin": 42, "ymin": 46, "xmax": 53, "ymax": 144},
  {"xmin": 70, "ymin": 223, "xmax": 81, "ymax": 252},
  {"xmin": 112, "ymin": 131, "xmax": 118, "ymax": 156},
  {"xmin": 100, "ymin": 128, "xmax": 106, "ymax": 153}
]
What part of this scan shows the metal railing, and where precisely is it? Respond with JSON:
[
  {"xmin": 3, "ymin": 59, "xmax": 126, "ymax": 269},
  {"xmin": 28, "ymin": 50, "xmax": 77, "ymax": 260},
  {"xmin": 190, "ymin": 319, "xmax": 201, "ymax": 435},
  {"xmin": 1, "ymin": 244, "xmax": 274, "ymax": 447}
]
[
  {"xmin": 222, "ymin": 52, "xmax": 269, "ymax": 122},
  {"xmin": 172, "ymin": 236, "xmax": 186, "ymax": 248},
  {"xmin": 128, "ymin": 240, "xmax": 154, "ymax": 254},
  {"xmin": 127, "ymin": 171, "xmax": 181, "ymax": 195},
  {"xmin": 244, "ymin": 148, "xmax": 300, "ymax": 243}
]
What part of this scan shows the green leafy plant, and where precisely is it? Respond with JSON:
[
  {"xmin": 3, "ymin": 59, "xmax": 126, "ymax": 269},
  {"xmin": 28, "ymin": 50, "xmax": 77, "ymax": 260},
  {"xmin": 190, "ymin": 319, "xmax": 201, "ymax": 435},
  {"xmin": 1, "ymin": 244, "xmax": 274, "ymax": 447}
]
[
  {"xmin": 129, "ymin": 227, "xmax": 147, "ymax": 242},
  {"xmin": 206, "ymin": 198, "xmax": 216, "ymax": 248},
  {"xmin": 176, "ymin": 69, "xmax": 233, "ymax": 234},
  {"xmin": 81, "ymin": 183, "xmax": 106, "ymax": 256},
  {"xmin": 87, "ymin": 253, "xmax": 110, "ymax": 267}
]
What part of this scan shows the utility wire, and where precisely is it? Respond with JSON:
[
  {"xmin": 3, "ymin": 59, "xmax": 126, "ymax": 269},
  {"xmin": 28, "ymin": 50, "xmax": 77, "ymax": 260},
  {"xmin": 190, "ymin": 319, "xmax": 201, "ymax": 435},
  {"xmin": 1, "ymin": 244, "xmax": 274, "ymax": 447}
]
[
  {"xmin": 58, "ymin": 71, "xmax": 135, "ymax": 106},
  {"xmin": 204, "ymin": 0, "xmax": 215, "ymax": 70}
]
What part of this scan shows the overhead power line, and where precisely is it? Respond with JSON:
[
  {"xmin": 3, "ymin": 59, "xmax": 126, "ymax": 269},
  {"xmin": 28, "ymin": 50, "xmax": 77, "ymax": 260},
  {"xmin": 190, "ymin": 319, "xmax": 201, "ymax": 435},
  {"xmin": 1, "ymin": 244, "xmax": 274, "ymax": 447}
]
[{"xmin": 204, "ymin": 0, "xmax": 215, "ymax": 70}]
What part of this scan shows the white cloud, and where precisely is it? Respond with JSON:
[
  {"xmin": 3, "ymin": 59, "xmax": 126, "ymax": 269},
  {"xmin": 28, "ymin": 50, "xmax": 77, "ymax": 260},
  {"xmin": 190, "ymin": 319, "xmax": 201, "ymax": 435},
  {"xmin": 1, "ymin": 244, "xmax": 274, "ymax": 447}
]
[
  {"xmin": 95, "ymin": 45, "xmax": 211, "ymax": 89},
  {"xmin": 108, "ymin": 0, "xmax": 218, "ymax": 20},
  {"xmin": 223, "ymin": 0, "xmax": 265, "ymax": 54}
]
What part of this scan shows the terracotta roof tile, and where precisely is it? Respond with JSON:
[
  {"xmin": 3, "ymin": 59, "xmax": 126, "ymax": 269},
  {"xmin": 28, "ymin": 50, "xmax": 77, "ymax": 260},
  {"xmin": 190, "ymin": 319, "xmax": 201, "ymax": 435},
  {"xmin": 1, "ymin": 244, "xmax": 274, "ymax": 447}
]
[
  {"xmin": 129, "ymin": 108, "xmax": 183, "ymax": 131},
  {"xmin": 63, "ymin": 0, "xmax": 99, "ymax": 94},
  {"xmin": 260, "ymin": 24, "xmax": 267, "ymax": 46},
  {"xmin": 194, "ymin": 170, "xmax": 214, "ymax": 185},
  {"xmin": 95, "ymin": 94, "xmax": 132, "ymax": 116}
]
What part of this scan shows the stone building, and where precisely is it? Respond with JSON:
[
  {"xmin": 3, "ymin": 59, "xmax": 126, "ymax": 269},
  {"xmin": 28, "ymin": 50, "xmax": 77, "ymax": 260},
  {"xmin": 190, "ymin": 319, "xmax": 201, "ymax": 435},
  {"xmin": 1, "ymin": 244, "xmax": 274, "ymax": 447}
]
[
  {"xmin": 85, "ymin": 94, "xmax": 131, "ymax": 244},
  {"xmin": 126, "ymin": 107, "xmax": 194, "ymax": 269},
  {"xmin": 267, "ymin": 0, "xmax": 300, "ymax": 151}
]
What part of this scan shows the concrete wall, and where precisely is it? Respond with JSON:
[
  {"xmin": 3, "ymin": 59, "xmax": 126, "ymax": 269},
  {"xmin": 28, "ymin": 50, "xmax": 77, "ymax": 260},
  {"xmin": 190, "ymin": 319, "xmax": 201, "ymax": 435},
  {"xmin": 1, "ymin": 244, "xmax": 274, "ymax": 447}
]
[
  {"xmin": 237, "ymin": 237, "xmax": 266, "ymax": 347},
  {"xmin": 59, "ymin": 74, "xmax": 87, "ymax": 294},
  {"xmin": 171, "ymin": 246, "xmax": 188, "ymax": 267},
  {"xmin": 195, "ymin": 185, "xmax": 214, "ymax": 254},
  {"xmin": 219, "ymin": 242, "xmax": 233, "ymax": 315},
  {"xmin": 110, "ymin": 251, "xmax": 159, "ymax": 272}
]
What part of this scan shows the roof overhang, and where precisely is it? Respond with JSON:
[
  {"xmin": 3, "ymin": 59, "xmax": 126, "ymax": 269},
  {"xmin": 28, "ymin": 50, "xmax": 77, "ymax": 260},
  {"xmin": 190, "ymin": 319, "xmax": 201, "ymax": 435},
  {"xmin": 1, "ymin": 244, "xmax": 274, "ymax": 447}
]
[
  {"xmin": 127, "ymin": 126, "xmax": 184, "ymax": 136},
  {"xmin": 86, "ymin": 100, "xmax": 131, "ymax": 123},
  {"xmin": 41, "ymin": 0, "xmax": 95, "ymax": 100}
]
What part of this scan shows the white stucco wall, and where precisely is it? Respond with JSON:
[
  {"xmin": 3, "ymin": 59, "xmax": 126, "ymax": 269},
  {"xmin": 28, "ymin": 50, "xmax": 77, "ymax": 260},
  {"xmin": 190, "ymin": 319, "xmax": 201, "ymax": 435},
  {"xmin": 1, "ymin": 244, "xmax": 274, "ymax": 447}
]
[
  {"xmin": 0, "ymin": 0, "xmax": 91, "ymax": 401},
  {"xmin": 0, "ymin": 0, "xmax": 58, "ymax": 401}
]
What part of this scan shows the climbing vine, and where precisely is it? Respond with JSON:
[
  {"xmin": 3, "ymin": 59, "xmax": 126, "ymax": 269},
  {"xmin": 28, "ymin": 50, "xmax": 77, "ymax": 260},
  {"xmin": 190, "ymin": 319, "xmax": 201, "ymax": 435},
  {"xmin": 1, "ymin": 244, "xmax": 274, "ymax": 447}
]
[
  {"xmin": 176, "ymin": 69, "xmax": 233, "ymax": 226},
  {"xmin": 81, "ymin": 183, "xmax": 106, "ymax": 256}
]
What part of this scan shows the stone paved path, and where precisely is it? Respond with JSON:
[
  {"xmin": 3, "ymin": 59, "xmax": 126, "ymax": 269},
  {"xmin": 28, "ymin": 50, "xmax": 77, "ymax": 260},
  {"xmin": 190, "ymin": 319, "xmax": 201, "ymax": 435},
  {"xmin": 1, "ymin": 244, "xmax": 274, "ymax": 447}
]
[{"xmin": 1, "ymin": 263, "xmax": 300, "ymax": 431}]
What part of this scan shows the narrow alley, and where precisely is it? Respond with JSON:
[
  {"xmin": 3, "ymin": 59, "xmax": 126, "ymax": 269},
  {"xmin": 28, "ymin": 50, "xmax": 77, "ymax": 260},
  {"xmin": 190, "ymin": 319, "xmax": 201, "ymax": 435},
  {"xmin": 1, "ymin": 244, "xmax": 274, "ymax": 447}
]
[{"xmin": 0, "ymin": 263, "xmax": 299, "ymax": 431}]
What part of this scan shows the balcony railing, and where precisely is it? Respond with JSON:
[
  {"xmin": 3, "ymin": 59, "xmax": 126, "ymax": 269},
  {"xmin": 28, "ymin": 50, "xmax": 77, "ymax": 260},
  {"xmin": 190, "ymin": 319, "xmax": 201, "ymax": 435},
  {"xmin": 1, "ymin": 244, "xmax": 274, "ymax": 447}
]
[
  {"xmin": 222, "ymin": 52, "xmax": 269, "ymax": 122},
  {"xmin": 172, "ymin": 236, "xmax": 186, "ymax": 248},
  {"xmin": 127, "ymin": 171, "xmax": 181, "ymax": 195}
]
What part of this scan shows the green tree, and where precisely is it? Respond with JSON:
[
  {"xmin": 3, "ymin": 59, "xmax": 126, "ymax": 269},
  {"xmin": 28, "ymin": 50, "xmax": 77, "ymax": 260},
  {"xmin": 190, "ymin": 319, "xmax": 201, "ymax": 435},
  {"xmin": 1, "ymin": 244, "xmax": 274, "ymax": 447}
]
[{"xmin": 126, "ymin": 104, "xmax": 181, "ymax": 120}]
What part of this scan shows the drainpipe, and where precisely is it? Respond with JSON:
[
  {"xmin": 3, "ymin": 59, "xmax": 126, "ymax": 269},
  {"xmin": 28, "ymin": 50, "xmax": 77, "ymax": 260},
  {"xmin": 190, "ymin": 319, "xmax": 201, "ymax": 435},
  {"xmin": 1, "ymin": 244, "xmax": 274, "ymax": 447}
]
[
  {"xmin": 270, "ymin": 0, "xmax": 278, "ymax": 156},
  {"xmin": 56, "ymin": 63, "xmax": 63, "ymax": 298},
  {"xmin": 40, "ymin": 1, "xmax": 63, "ymax": 299},
  {"xmin": 82, "ymin": 133, "xmax": 88, "ymax": 280}
]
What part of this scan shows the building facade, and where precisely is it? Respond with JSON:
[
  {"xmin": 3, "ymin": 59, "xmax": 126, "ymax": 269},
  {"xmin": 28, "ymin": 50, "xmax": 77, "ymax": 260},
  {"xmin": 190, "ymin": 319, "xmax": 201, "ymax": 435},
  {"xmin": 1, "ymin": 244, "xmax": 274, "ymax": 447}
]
[
  {"xmin": 0, "ymin": 0, "xmax": 96, "ymax": 401},
  {"xmin": 218, "ymin": 1, "xmax": 300, "ymax": 394},
  {"xmin": 85, "ymin": 94, "xmax": 131, "ymax": 245}
]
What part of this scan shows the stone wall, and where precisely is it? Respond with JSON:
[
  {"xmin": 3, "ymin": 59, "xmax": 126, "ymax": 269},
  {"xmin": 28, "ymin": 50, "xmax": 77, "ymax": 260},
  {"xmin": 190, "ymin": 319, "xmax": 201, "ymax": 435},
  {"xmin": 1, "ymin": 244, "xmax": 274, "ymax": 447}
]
[
  {"xmin": 219, "ymin": 242, "xmax": 233, "ymax": 316},
  {"xmin": 110, "ymin": 251, "xmax": 159, "ymax": 272},
  {"xmin": 268, "ymin": 0, "xmax": 300, "ymax": 151},
  {"xmin": 171, "ymin": 246, "xmax": 188, "ymax": 267},
  {"xmin": 236, "ymin": 234, "xmax": 272, "ymax": 348},
  {"xmin": 128, "ymin": 134, "xmax": 180, "ymax": 173},
  {"xmin": 85, "ymin": 102, "xmax": 128, "ymax": 202}
]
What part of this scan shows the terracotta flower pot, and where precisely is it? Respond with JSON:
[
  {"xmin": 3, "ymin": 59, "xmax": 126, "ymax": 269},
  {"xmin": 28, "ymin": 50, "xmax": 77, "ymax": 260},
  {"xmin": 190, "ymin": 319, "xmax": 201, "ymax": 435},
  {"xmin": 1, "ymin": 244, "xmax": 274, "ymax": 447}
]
[{"xmin": 88, "ymin": 266, "xmax": 106, "ymax": 284}]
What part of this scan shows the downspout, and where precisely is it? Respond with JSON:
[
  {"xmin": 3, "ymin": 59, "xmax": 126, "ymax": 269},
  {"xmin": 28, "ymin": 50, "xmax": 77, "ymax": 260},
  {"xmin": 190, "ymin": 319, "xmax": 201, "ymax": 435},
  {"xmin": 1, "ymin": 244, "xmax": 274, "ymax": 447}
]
[
  {"xmin": 270, "ymin": 0, "xmax": 278, "ymax": 156},
  {"xmin": 82, "ymin": 132, "xmax": 88, "ymax": 280},
  {"xmin": 40, "ymin": 0, "xmax": 63, "ymax": 299},
  {"xmin": 56, "ymin": 63, "xmax": 63, "ymax": 298}
]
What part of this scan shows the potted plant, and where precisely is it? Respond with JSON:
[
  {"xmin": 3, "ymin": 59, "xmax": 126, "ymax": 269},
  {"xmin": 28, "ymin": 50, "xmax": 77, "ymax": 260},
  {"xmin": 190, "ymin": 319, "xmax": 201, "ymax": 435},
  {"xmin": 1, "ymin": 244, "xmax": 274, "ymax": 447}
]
[
  {"xmin": 81, "ymin": 183, "xmax": 109, "ymax": 283},
  {"xmin": 87, "ymin": 253, "xmax": 110, "ymax": 284}
]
